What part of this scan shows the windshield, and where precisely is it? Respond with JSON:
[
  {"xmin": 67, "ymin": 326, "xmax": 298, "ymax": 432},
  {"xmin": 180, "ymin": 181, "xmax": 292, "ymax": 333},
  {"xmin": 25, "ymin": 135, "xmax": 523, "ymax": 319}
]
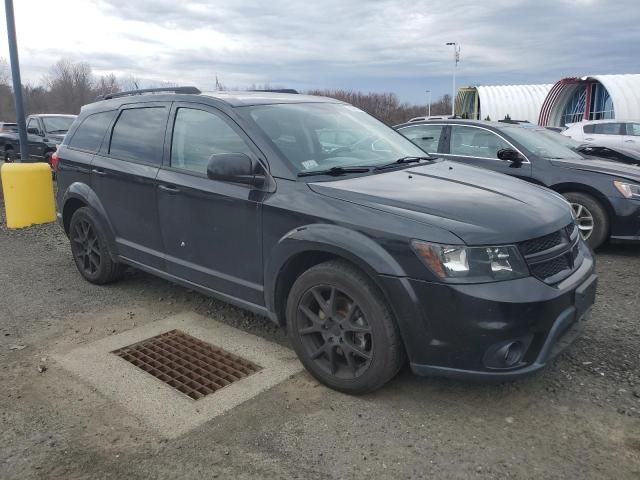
[
  {"xmin": 42, "ymin": 116, "xmax": 75, "ymax": 133},
  {"xmin": 502, "ymin": 126, "xmax": 583, "ymax": 160},
  {"xmin": 242, "ymin": 103, "xmax": 426, "ymax": 174},
  {"xmin": 535, "ymin": 129, "xmax": 583, "ymax": 149}
]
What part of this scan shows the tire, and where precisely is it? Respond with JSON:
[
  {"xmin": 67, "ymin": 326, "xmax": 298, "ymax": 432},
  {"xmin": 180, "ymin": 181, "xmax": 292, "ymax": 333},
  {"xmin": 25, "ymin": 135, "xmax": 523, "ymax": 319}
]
[
  {"xmin": 562, "ymin": 192, "xmax": 609, "ymax": 249},
  {"xmin": 286, "ymin": 260, "xmax": 405, "ymax": 394},
  {"xmin": 69, "ymin": 207, "xmax": 124, "ymax": 284},
  {"xmin": 4, "ymin": 148, "xmax": 13, "ymax": 163}
]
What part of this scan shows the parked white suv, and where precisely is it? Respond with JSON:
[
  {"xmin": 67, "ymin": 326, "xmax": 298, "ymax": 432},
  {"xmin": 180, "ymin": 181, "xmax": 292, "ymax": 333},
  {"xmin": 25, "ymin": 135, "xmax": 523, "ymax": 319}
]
[{"xmin": 562, "ymin": 120, "xmax": 640, "ymax": 153}]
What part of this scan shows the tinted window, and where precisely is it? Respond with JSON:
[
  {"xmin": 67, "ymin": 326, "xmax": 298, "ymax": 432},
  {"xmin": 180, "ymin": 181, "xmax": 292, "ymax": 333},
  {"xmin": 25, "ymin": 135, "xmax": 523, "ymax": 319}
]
[
  {"xmin": 592, "ymin": 123, "xmax": 622, "ymax": 135},
  {"xmin": 171, "ymin": 108, "xmax": 252, "ymax": 174},
  {"xmin": 68, "ymin": 111, "xmax": 116, "ymax": 152},
  {"xmin": 450, "ymin": 126, "xmax": 510, "ymax": 159},
  {"xmin": 583, "ymin": 124, "xmax": 595, "ymax": 134},
  {"xmin": 398, "ymin": 125, "xmax": 444, "ymax": 153},
  {"xmin": 628, "ymin": 123, "xmax": 640, "ymax": 136},
  {"xmin": 109, "ymin": 107, "xmax": 167, "ymax": 164}
]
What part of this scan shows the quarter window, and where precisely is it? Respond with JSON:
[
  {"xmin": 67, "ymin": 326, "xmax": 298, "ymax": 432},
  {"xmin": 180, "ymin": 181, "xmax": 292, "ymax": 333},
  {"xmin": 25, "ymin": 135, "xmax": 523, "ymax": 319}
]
[
  {"xmin": 398, "ymin": 125, "xmax": 444, "ymax": 153},
  {"xmin": 449, "ymin": 126, "xmax": 511, "ymax": 159},
  {"xmin": 170, "ymin": 108, "xmax": 252, "ymax": 174},
  {"xmin": 592, "ymin": 123, "xmax": 623, "ymax": 135},
  {"xmin": 67, "ymin": 111, "xmax": 116, "ymax": 152},
  {"xmin": 109, "ymin": 107, "xmax": 167, "ymax": 164}
]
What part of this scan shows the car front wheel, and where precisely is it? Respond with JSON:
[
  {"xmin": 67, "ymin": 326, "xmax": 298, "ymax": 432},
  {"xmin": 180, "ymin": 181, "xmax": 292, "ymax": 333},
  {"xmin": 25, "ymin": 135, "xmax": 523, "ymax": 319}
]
[
  {"xmin": 563, "ymin": 192, "xmax": 609, "ymax": 249},
  {"xmin": 286, "ymin": 260, "xmax": 405, "ymax": 394}
]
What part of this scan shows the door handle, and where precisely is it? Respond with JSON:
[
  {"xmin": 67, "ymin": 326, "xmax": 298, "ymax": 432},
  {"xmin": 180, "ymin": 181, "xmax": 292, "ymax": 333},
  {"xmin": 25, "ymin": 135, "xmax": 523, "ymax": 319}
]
[
  {"xmin": 159, "ymin": 184, "xmax": 180, "ymax": 193},
  {"xmin": 584, "ymin": 138, "xmax": 594, "ymax": 141},
  {"xmin": 92, "ymin": 168, "xmax": 107, "ymax": 175}
]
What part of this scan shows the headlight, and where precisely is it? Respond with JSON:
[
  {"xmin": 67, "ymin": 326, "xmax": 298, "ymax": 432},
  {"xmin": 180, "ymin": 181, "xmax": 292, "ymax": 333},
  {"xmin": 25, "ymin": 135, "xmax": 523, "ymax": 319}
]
[
  {"xmin": 614, "ymin": 181, "xmax": 640, "ymax": 199},
  {"xmin": 411, "ymin": 241, "xmax": 529, "ymax": 283}
]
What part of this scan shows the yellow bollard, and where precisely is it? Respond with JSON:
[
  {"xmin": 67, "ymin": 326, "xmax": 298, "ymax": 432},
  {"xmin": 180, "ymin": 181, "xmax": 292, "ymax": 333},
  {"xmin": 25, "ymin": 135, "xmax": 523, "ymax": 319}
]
[{"xmin": 1, "ymin": 162, "xmax": 56, "ymax": 229}]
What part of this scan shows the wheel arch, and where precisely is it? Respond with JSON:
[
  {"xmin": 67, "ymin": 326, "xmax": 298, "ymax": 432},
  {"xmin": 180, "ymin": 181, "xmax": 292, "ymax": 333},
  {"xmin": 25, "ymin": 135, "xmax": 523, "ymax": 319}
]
[
  {"xmin": 265, "ymin": 224, "xmax": 407, "ymax": 327},
  {"xmin": 550, "ymin": 182, "xmax": 615, "ymax": 223}
]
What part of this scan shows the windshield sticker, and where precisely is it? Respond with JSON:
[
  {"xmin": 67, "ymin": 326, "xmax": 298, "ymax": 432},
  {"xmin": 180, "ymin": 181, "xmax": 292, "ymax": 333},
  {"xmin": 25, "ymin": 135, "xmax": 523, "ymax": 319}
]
[{"xmin": 302, "ymin": 159, "xmax": 319, "ymax": 169}]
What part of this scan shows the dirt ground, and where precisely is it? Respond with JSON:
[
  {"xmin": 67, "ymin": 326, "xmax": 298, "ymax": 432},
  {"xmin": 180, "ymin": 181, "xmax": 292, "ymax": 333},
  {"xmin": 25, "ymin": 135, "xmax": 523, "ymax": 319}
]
[{"xmin": 1, "ymin": 195, "xmax": 639, "ymax": 479}]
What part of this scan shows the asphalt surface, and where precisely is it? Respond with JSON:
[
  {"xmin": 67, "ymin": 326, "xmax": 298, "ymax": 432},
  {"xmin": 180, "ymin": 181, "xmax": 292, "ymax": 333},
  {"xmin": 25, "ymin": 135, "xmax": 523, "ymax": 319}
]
[{"xmin": 1, "ymin": 198, "xmax": 639, "ymax": 479}]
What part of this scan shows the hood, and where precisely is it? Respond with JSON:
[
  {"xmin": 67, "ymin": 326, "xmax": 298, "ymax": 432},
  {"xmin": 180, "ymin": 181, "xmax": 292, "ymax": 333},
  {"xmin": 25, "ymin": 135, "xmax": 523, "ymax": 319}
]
[
  {"xmin": 309, "ymin": 160, "xmax": 573, "ymax": 245},
  {"xmin": 46, "ymin": 134, "xmax": 66, "ymax": 144},
  {"xmin": 550, "ymin": 157, "xmax": 640, "ymax": 182}
]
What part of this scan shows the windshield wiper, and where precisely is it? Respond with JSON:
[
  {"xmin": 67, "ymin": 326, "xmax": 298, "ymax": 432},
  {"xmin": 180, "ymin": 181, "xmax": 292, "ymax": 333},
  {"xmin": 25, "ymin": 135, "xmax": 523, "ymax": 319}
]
[
  {"xmin": 297, "ymin": 166, "xmax": 372, "ymax": 177},
  {"xmin": 47, "ymin": 129, "xmax": 68, "ymax": 134},
  {"xmin": 374, "ymin": 156, "xmax": 434, "ymax": 171}
]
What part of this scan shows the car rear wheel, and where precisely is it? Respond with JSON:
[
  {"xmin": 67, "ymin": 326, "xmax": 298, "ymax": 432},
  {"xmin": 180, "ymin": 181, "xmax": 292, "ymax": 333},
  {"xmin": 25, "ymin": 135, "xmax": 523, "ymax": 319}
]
[
  {"xmin": 286, "ymin": 260, "xmax": 405, "ymax": 394},
  {"xmin": 562, "ymin": 192, "xmax": 609, "ymax": 249},
  {"xmin": 4, "ymin": 148, "xmax": 13, "ymax": 163},
  {"xmin": 69, "ymin": 207, "xmax": 124, "ymax": 284}
]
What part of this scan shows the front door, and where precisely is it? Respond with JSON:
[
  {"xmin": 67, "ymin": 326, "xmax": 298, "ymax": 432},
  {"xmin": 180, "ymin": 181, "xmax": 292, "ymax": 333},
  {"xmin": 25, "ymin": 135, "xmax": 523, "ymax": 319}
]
[
  {"xmin": 156, "ymin": 103, "xmax": 265, "ymax": 306},
  {"xmin": 91, "ymin": 103, "xmax": 169, "ymax": 269},
  {"xmin": 442, "ymin": 125, "xmax": 532, "ymax": 180},
  {"xmin": 623, "ymin": 122, "xmax": 640, "ymax": 153}
]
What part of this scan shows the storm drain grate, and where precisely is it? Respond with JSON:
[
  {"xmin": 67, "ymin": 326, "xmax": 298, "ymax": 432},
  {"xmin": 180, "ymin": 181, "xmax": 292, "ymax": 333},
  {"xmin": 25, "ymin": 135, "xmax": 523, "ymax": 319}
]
[{"xmin": 112, "ymin": 330, "xmax": 262, "ymax": 400}]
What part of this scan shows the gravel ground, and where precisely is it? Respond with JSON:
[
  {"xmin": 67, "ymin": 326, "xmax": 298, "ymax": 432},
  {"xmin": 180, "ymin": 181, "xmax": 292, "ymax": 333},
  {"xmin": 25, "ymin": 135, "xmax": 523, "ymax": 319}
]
[{"xmin": 1, "ymin": 194, "xmax": 639, "ymax": 479}]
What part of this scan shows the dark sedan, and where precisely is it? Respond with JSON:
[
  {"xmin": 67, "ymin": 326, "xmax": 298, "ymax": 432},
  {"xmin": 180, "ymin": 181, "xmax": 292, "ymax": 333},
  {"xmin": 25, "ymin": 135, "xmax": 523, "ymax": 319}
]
[{"xmin": 395, "ymin": 119, "xmax": 640, "ymax": 249}]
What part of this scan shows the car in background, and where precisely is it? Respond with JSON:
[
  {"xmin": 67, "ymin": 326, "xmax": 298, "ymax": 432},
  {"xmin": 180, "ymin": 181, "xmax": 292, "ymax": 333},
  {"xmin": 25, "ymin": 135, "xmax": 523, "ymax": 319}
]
[
  {"xmin": 562, "ymin": 120, "xmax": 640, "ymax": 153},
  {"xmin": 56, "ymin": 88, "xmax": 596, "ymax": 394},
  {"xmin": 539, "ymin": 128, "xmax": 640, "ymax": 167},
  {"xmin": 0, "ymin": 122, "xmax": 18, "ymax": 133},
  {"xmin": 1, "ymin": 114, "xmax": 76, "ymax": 164},
  {"xmin": 395, "ymin": 119, "xmax": 640, "ymax": 249}
]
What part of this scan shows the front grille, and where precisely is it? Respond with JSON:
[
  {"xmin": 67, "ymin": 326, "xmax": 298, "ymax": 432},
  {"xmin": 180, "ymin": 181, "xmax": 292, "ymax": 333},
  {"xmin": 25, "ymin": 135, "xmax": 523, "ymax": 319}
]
[
  {"xmin": 519, "ymin": 230, "xmax": 563, "ymax": 256},
  {"xmin": 519, "ymin": 223, "xmax": 581, "ymax": 284}
]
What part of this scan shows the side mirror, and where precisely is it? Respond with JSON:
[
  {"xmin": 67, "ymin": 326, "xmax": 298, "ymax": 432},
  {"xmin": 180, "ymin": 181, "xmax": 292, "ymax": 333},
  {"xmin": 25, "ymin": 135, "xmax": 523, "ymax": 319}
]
[
  {"xmin": 206, "ymin": 153, "xmax": 264, "ymax": 186},
  {"xmin": 27, "ymin": 127, "xmax": 41, "ymax": 135},
  {"xmin": 497, "ymin": 148, "xmax": 524, "ymax": 164}
]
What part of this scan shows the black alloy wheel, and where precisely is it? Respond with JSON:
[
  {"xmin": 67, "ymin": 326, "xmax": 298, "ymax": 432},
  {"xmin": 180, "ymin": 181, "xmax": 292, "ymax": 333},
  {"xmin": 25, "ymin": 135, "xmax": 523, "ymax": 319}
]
[
  {"xmin": 297, "ymin": 285, "xmax": 373, "ymax": 379},
  {"xmin": 72, "ymin": 218, "xmax": 102, "ymax": 276}
]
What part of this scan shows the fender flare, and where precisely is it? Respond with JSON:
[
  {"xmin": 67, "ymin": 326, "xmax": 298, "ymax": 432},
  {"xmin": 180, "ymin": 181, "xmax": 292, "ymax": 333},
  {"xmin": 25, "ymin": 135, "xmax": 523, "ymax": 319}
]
[
  {"xmin": 264, "ymin": 223, "xmax": 407, "ymax": 314},
  {"xmin": 62, "ymin": 182, "xmax": 119, "ymax": 257}
]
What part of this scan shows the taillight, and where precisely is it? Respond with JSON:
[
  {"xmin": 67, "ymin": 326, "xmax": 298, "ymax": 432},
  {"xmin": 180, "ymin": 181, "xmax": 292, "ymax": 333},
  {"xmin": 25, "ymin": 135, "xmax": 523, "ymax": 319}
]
[{"xmin": 51, "ymin": 151, "xmax": 60, "ymax": 171}]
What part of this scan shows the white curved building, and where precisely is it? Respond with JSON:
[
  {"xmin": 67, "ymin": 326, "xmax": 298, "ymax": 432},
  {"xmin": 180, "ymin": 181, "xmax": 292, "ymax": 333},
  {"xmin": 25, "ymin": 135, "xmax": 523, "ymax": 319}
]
[
  {"xmin": 538, "ymin": 74, "xmax": 640, "ymax": 127},
  {"xmin": 455, "ymin": 84, "xmax": 553, "ymax": 123}
]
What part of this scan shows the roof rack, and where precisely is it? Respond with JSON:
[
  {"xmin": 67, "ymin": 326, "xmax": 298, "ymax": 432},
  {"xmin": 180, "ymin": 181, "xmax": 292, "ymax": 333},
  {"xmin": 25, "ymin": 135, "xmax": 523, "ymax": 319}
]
[
  {"xmin": 96, "ymin": 86, "xmax": 201, "ymax": 101},
  {"xmin": 248, "ymin": 89, "xmax": 299, "ymax": 94}
]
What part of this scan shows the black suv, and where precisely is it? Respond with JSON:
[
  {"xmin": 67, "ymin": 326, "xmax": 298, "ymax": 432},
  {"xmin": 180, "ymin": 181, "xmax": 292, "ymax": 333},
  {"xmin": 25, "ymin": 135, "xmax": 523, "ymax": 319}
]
[
  {"xmin": 56, "ymin": 88, "xmax": 596, "ymax": 394},
  {"xmin": 395, "ymin": 119, "xmax": 640, "ymax": 249}
]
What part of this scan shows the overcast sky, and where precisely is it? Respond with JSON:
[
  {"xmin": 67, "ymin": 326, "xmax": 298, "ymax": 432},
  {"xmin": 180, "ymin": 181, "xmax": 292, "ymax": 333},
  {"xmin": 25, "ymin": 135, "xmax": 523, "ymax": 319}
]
[{"xmin": 1, "ymin": 0, "xmax": 639, "ymax": 103}]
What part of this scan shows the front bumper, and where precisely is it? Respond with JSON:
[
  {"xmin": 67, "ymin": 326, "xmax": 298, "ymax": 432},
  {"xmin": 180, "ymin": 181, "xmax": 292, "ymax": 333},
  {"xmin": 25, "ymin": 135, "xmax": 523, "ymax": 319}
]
[
  {"xmin": 609, "ymin": 196, "xmax": 640, "ymax": 241},
  {"xmin": 380, "ymin": 246, "xmax": 597, "ymax": 381}
]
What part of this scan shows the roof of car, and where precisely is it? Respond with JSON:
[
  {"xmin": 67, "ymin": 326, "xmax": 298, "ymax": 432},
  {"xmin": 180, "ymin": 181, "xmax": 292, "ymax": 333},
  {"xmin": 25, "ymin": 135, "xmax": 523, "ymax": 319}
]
[
  {"xmin": 395, "ymin": 119, "xmax": 525, "ymax": 130},
  {"xmin": 30, "ymin": 114, "xmax": 77, "ymax": 117},
  {"xmin": 199, "ymin": 91, "xmax": 342, "ymax": 106}
]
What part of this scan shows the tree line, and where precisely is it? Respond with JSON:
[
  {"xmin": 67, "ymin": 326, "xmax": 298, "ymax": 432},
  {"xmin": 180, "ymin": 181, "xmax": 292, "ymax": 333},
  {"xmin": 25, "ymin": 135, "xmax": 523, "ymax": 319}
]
[{"xmin": 0, "ymin": 58, "xmax": 451, "ymax": 126}]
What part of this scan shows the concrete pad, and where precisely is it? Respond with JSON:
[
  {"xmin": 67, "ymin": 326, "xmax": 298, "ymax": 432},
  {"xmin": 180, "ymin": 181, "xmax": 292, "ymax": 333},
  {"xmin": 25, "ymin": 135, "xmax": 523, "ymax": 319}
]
[{"xmin": 53, "ymin": 311, "xmax": 303, "ymax": 438}]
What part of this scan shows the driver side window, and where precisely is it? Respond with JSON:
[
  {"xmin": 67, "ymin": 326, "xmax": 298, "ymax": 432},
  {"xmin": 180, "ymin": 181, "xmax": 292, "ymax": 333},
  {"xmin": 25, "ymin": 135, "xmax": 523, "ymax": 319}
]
[
  {"xmin": 170, "ymin": 108, "xmax": 252, "ymax": 174},
  {"xmin": 450, "ymin": 126, "xmax": 510, "ymax": 159},
  {"xmin": 27, "ymin": 118, "xmax": 40, "ymax": 134},
  {"xmin": 398, "ymin": 125, "xmax": 444, "ymax": 153}
]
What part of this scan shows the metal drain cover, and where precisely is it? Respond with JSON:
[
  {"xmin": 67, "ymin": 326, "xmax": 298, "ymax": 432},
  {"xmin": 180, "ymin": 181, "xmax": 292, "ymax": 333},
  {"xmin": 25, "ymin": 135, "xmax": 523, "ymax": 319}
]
[{"xmin": 113, "ymin": 329, "xmax": 262, "ymax": 400}]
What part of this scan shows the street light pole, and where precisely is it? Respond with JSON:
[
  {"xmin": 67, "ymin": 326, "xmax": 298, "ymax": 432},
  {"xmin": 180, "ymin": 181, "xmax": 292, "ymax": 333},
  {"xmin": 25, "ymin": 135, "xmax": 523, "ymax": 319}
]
[
  {"xmin": 4, "ymin": 0, "xmax": 28, "ymax": 162},
  {"xmin": 445, "ymin": 42, "xmax": 460, "ymax": 117},
  {"xmin": 426, "ymin": 89, "xmax": 431, "ymax": 117}
]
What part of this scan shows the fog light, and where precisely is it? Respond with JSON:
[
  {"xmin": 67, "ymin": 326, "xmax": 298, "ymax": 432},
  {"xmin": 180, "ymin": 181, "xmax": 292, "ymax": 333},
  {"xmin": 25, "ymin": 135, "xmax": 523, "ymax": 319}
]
[{"xmin": 500, "ymin": 341, "xmax": 524, "ymax": 367}]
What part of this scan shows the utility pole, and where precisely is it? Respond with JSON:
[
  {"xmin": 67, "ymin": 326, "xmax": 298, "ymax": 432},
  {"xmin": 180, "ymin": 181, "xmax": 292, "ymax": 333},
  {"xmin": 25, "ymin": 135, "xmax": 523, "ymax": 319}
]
[
  {"xmin": 426, "ymin": 90, "xmax": 431, "ymax": 117},
  {"xmin": 4, "ymin": 0, "xmax": 29, "ymax": 162},
  {"xmin": 445, "ymin": 42, "xmax": 460, "ymax": 117}
]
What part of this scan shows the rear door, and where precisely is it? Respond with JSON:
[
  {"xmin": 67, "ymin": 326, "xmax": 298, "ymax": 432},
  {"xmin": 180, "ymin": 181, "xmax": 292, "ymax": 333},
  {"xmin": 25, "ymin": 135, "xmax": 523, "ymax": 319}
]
[
  {"xmin": 91, "ymin": 103, "xmax": 169, "ymax": 269},
  {"xmin": 156, "ymin": 102, "xmax": 265, "ymax": 306},
  {"xmin": 442, "ymin": 124, "xmax": 532, "ymax": 179},
  {"xmin": 622, "ymin": 122, "xmax": 640, "ymax": 152},
  {"xmin": 395, "ymin": 124, "xmax": 446, "ymax": 155},
  {"xmin": 582, "ymin": 122, "xmax": 624, "ymax": 148}
]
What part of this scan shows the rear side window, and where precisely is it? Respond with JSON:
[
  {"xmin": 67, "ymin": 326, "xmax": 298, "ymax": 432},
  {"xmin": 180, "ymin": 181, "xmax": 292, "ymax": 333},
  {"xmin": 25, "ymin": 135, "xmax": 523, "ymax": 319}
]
[
  {"xmin": 109, "ymin": 107, "xmax": 167, "ymax": 164},
  {"xmin": 67, "ymin": 111, "xmax": 116, "ymax": 152},
  {"xmin": 398, "ymin": 125, "xmax": 444, "ymax": 153},
  {"xmin": 628, "ymin": 123, "xmax": 640, "ymax": 136},
  {"xmin": 592, "ymin": 123, "xmax": 623, "ymax": 135},
  {"xmin": 170, "ymin": 108, "xmax": 252, "ymax": 174}
]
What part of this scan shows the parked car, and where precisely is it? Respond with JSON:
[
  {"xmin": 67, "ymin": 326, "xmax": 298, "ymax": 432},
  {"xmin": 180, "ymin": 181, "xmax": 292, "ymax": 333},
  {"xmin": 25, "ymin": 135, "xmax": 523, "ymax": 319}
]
[
  {"xmin": 1, "ymin": 114, "xmax": 76, "ymax": 164},
  {"xmin": 395, "ymin": 119, "xmax": 640, "ymax": 249},
  {"xmin": 539, "ymin": 128, "xmax": 640, "ymax": 166},
  {"xmin": 0, "ymin": 121, "xmax": 18, "ymax": 133},
  {"xmin": 562, "ymin": 120, "xmax": 640, "ymax": 153},
  {"xmin": 56, "ymin": 88, "xmax": 596, "ymax": 394}
]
